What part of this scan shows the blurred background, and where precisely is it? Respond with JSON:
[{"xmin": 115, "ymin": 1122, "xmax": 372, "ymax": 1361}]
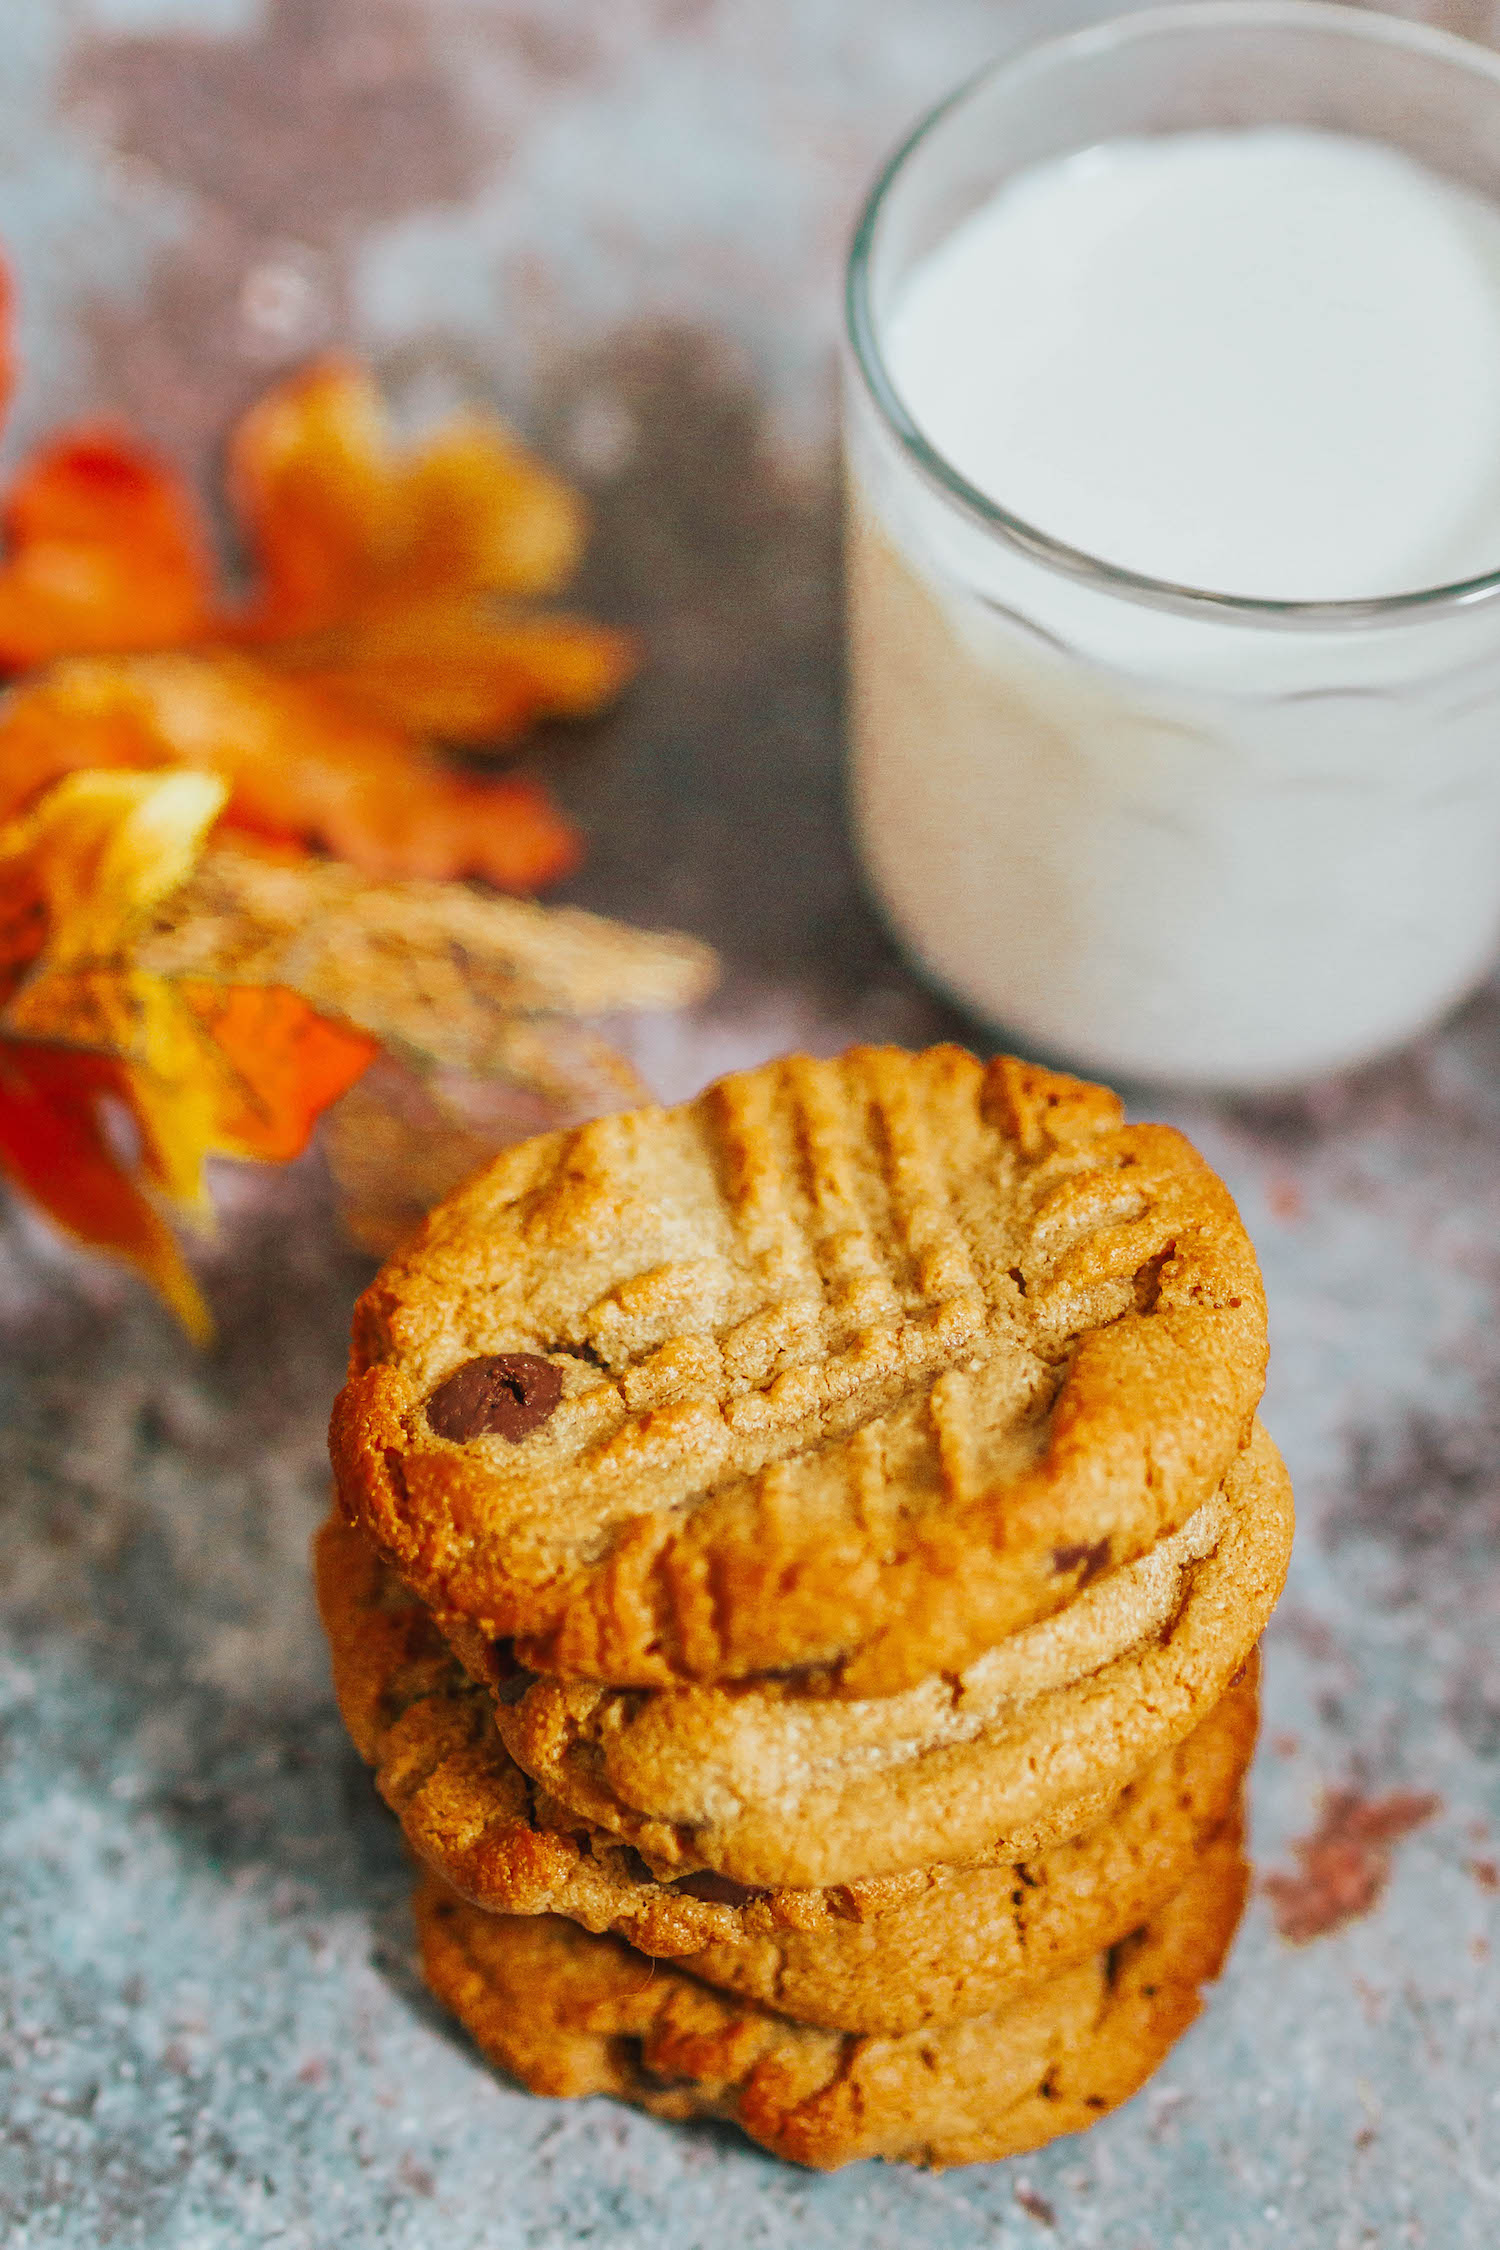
[
  {"xmin": 0, "ymin": 0, "xmax": 1488, "ymax": 1000},
  {"xmin": 4, "ymin": 5, "xmax": 1500, "ymax": 2247}
]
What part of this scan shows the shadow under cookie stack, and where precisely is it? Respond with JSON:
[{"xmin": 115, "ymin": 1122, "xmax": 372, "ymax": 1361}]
[{"xmin": 322, "ymin": 1047, "xmax": 1293, "ymax": 2171}]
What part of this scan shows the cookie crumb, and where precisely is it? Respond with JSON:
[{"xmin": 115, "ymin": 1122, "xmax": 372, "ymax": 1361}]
[
  {"xmin": 1014, "ymin": 2182, "xmax": 1057, "ymax": 2226},
  {"xmin": 398, "ymin": 2154, "xmax": 437, "ymax": 2196}
]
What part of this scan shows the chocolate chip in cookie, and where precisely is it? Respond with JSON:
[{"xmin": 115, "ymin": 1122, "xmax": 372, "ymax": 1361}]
[
  {"xmin": 333, "ymin": 1046, "xmax": 1269, "ymax": 1697},
  {"xmin": 1052, "ymin": 1537, "xmax": 1112, "ymax": 1586},
  {"xmin": 427, "ymin": 1354, "xmax": 563, "ymax": 1443}
]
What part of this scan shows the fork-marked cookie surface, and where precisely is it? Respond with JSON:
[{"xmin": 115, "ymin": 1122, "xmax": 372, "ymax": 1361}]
[{"xmin": 331, "ymin": 1046, "xmax": 1267, "ymax": 1694}]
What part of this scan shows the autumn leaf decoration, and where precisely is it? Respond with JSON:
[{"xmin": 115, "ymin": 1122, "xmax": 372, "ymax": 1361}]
[
  {"xmin": 0, "ymin": 359, "xmax": 636, "ymax": 888},
  {"xmin": 139, "ymin": 841, "xmax": 719, "ymax": 1259},
  {"xmin": 0, "ymin": 768, "xmax": 376, "ymax": 1339},
  {"xmin": 0, "ymin": 260, "xmax": 715, "ymax": 1335},
  {"xmin": 0, "ymin": 769, "xmax": 716, "ymax": 1335}
]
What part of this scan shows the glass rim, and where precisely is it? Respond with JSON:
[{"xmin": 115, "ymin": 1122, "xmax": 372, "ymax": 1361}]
[{"xmin": 845, "ymin": 0, "xmax": 1500, "ymax": 633}]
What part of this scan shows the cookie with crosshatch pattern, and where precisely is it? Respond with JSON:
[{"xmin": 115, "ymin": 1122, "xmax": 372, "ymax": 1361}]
[
  {"xmin": 414, "ymin": 1813, "xmax": 1249, "ymax": 2170},
  {"xmin": 316, "ymin": 1505, "xmax": 1258, "ymax": 2035},
  {"xmin": 330, "ymin": 1045, "xmax": 1267, "ymax": 1696}
]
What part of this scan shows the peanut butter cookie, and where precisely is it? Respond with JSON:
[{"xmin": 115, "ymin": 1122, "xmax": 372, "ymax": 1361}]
[
  {"xmin": 414, "ymin": 1814, "xmax": 1249, "ymax": 2170},
  {"xmin": 331, "ymin": 1045, "xmax": 1267, "ymax": 1695},
  {"xmin": 491, "ymin": 1421, "xmax": 1290, "ymax": 1887},
  {"xmin": 318, "ymin": 1509, "xmax": 1258, "ymax": 2033}
]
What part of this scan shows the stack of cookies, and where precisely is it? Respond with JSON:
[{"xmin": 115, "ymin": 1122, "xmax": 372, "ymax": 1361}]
[{"xmin": 322, "ymin": 1046, "xmax": 1292, "ymax": 2170}]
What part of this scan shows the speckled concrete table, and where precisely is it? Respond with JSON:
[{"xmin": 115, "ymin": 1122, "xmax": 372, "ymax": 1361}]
[{"xmin": 4, "ymin": 3, "xmax": 1500, "ymax": 2244}]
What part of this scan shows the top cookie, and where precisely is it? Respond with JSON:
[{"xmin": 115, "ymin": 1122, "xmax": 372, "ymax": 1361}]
[{"xmin": 330, "ymin": 1045, "xmax": 1266, "ymax": 1695}]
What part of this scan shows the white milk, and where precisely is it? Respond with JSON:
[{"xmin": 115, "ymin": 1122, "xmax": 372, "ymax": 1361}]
[{"xmin": 847, "ymin": 127, "xmax": 1500, "ymax": 1087}]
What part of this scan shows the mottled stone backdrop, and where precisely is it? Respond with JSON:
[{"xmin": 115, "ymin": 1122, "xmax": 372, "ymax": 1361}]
[{"xmin": 3, "ymin": 4, "xmax": 1500, "ymax": 2246}]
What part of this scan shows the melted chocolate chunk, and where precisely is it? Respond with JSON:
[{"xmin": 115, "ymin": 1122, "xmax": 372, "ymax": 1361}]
[
  {"xmin": 1051, "ymin": 1535, "xmax": 1112, "ymax": 1586},
  {"xmin": 426, "ymin": 1353, "xmax": 563, "ymax": 1443}
]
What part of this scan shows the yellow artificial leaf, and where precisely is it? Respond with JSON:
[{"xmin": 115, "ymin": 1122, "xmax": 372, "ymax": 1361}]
[
  {"xmin": 0, "ymin": 769, "xmax": 375, "ymax": 1326},
  {"xmin": 0, "ymin": 763, "xmax": 226, "ymax": 966}
]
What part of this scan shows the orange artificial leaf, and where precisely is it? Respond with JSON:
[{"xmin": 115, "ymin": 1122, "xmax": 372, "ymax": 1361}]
[
  {"xmin": 169, "ymin": 980, "xmax": 377, "ymax": 1163},
  {"xmin": 0, "ymin": 1042, "xmax": 211, "ymax": 1343},
  {"xmin": 226, "ymin": 361, "xmax": 636, "ymax": 748},
  {"xmin": 0, "ymin": 655, "xmax": 582, "ymax": 889},
  {"xmin": 262, "ymin": 600, "xmax": 635, "ymax": 743},
  {"xmin": 0, "ymin": 767, "xmax": 374, "ymax": 1332},
  {"xmin": 0, "ymin": 430, "xmax": 213, "ymax": 667},
  {"xmin": 13, "ymin": 958, "xmax": 374, "ymax": 1212},
  {"xmin": 228, "ymin": 359, "xmax": 592, "ymax": 634},
  {"xmin": 0, "ymin": 356, "xmax": 633, "ymax": 887}
]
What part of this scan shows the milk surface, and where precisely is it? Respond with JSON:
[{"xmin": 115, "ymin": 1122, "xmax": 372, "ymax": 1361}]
[
  {"xmin": 886, "ymin": 128, "xmax": 1500, "ymax": 601},
  {"xmin": 847, "ymin": 127, "xmax": 1500, "ymax": 1087}
]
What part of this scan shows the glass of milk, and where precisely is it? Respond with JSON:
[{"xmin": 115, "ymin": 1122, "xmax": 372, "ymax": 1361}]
[{"xmin": 845, "ymin": 0, "xmax": 1500, "ymax": 1090}]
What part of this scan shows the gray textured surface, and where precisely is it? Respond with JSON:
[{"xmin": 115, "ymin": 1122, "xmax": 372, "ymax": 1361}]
[{"xmin": 3, "ymin": 2, "xmax": 1500, "ymax": 2244}]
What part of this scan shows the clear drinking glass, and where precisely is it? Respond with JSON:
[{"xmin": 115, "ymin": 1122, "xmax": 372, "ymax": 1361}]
[{"xmin": 844, "ymin": 0, "xmax": 1500, "ymax": 1090}]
